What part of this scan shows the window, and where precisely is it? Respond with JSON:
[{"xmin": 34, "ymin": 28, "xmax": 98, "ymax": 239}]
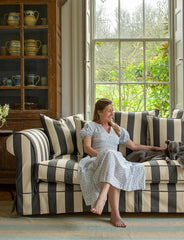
[{"xmin": 89, "ymin": 0, "xmax": 172, "ymax": 117}]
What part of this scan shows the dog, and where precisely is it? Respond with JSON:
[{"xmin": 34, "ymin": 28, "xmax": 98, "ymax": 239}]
[{"xmin": 126, "ymin": 140, "xmax": 184, "ymax": 167}]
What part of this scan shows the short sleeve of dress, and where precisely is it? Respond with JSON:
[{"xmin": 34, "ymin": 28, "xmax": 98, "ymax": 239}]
[
  {"xmin": 119, "ymin": 127, "xmax": 130, "ymax": 144},
  {"xmin": 80, "ymin": 121, "xmax": 95, "ymax": 139}
]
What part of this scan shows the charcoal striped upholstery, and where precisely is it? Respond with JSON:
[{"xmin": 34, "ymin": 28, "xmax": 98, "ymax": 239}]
[
  {"xmin": 74, "ymin": 118, "xmax": 87, "ymax": 161},
  {"xmin": 11, "ymin": 129, "xmax": 50, "ymax": 215},
  {"xmin": 172, "ymin": 109, "xmax": 184, "ymax": 119},
  {"xmin": 144, "ymin": 160, "xmax": 184, "ymax": 184},
  {"xmin": 15, "ymin": 181, "xmax": 184, "ymax": 214},
  {"xmin": 147, "ymin": 115, "xmax": 184, "ymax": 147},
  {"xmin": 6, "ymin": 118, "xmax": 184, "ymax": 215},
  {"xmin": 40, "ymin": 114, "xmax": 83, "ymax": 158},
  {"xmin": 36, "ymin": 155, "xmax": 79, "ymax": 184},
  {"xmin": 113, "ymin": 109, "xmax": 159, "ymax": 156}
]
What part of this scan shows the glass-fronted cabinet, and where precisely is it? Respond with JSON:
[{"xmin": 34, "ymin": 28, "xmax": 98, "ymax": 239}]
[
  {"xmin": 0, "ymin": 0, "xmax": 65, "ymax": 191},
  {"xmin": 0, "ymin": 0, "xmax": 64, "ymax": 130}
]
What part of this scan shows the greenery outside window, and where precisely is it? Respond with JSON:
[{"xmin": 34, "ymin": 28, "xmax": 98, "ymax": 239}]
[{"xmin": 92, "ymin": 0, "xmax": 171, "ymax": 117}]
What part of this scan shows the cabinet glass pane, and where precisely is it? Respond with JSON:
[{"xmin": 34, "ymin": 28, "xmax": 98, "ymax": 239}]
[
  {"xmin": 25, "ymin": 89, "xmax": 48, "ymax": 110},
  {"xmin": 0, "ymin": 5, "xmax": 20, "ymax": 26},
  {"xmin": 0, "ymin": 90, "xmax": 21, "ymax": 110},
  {"xmin": 24, "ymin": 59, "xmax": 48, "ymax": 86},
  {"xmin": 0, "ymin": 59, "xmax": 20, "ymax": 86},
  {"xmin": 24, "ymin": 5, "xmax": 47, "ymax": 26}
]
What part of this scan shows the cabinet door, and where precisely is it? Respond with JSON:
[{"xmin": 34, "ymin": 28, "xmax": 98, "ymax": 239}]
[{"xmin": 0, "ymin": 3, "xmax": 49, "ymax": 111}]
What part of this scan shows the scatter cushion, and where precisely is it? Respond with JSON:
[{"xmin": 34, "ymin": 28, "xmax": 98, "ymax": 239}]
[
  {"xmin": 40, "ymin": 114, "xmax": 83, "ymax": 158},
  {"xmin": 147, "ymin": 115, "xmax": 184, "ymax": 147},
  {"xmin": 36, "ymin": 155, "xmax": 79, "ymax": 185},
  {"xmin": 113, "ymin": 109, "xmax": 159, "ymax": 156},
  {"xmin": 172, "ymin": 109, "xmax": 184, "ymax": 119},
  {"xmin": 74, "ymin": 118, "xmax": 87, "ymax": 161}
]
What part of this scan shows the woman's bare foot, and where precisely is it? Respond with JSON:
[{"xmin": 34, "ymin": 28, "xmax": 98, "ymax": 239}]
[
  {"xmin": 90, "ymin": 196, "xmax": 107, "ymax": 215},
  {"xmin": 110, "ymin": 214, "xmax": 127, "ymax": 228}
]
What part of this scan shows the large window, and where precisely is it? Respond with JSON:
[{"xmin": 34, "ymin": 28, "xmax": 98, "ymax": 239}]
[{"xmin": 91, "ymin": 0, "xmax": 171, "ymax": 117}]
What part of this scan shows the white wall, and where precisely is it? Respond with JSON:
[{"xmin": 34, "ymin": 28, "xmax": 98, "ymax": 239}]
[{"xmin": 61, "ymin": 0, "xmax": 84, "ymax": 117}]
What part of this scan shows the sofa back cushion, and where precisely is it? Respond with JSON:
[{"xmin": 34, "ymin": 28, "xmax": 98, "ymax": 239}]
[
  {"xmin": 40, "ymin": 114, "xmax": 83, "ymax": 158},
  {"xmin": 74, "ymin": 118, "xmax": 87, "ymax": 161},
  {"xmin": 113, "ymin": 109, "xmax": 159, "ymax": 156},
  {"xmin": 147, "ymin": 115, "xmax": 184, "ymax": 147},
  {"xmin": 172, "ymin": 109, "xmax": 184, "ymax": 119}
]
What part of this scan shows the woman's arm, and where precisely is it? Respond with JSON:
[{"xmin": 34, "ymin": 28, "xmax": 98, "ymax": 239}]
[
  {"xmin": 125, "ymin": 139, "xmax": 166, "ymax": 152},
  {"xmin": 83, "ymin": 136, "xmax": 98, "ymax": 157}
]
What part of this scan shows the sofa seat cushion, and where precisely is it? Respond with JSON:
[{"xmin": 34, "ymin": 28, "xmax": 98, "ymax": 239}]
[
  {"xmin": 143, "ymin": 159, "xmax": 184, "ymax": 184},
  {"xmin": 36, "ymin": 155, "xmax": 79, "ymax": 185},
  {"xmin": 36, "ymin": 155, "xmax": 183, "ymax": 185}
]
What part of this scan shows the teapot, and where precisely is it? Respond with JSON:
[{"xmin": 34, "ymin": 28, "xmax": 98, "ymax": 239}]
[
  {"xmin": 24, "ymin": 39, "xmax": 42, "ymax": 56},
  {"xmin": 4, "ymin": 12, "xmax": 20, "ymax": 26},
  {"xmin": 24, "ymin": 10, "xmax": 39, "ymax": 26}
]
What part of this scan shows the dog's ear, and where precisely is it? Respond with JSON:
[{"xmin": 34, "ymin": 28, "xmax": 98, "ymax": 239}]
[{"xmin": 165, "ymin": 140, "xmax": 170, "ymax": 145}]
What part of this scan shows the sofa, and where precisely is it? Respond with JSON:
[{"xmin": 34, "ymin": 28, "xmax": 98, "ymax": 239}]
[{"xmin": 6, "ymin": 109, "xmax": 184, "ymax": 216}]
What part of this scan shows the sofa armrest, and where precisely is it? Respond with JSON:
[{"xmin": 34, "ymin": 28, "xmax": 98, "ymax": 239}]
[{"xmin": 6, "ymin": 128, "xmax": 50, "ymax": 195}]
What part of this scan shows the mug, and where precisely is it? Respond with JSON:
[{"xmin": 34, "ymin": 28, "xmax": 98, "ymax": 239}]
[
  {"xmin": 41, "ymin": 76, "xmax": 47, "ymax": 86},
  {"xmin": 26, "ymin": 74, "xmax": 40, "ymax": 86},
  {"xmin": 12, "ymin": 75, "xmax": 21, "ymax": 86},
  {"xmin": 42, "ymin": 44, "xmax": 48, "ymax": 55},
  {"xmin": 7, "ymin": 79, "xmax": 13, "ymax": 86},
  {"xmin": 0, "ymin": 46, "xmax": 8, "ymax": 56},
  {"xmin": 2, "ymin": 77, "xmax": 8, "ymax": 85}
]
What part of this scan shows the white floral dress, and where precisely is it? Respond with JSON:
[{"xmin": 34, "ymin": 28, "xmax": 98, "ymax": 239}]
[{"xmin": 78, "ymin": 121, "xmax": 145, "ymax": 207}]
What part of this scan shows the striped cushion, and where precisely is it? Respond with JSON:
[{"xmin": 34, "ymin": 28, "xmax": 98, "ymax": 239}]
[
  {"xmin": 172, "ymin": 109, "xmax": 184, "ymax": 119},
  {"xmin": 113, "ymin": 109, "xmax": 159, "ymax": 156},
  {"xmin": 36, "ymin": 155, "xmax": 79, "ymax": 185},
  {"xmin": 147, "ymin": 115, "xmax": 184, "ymax": 147},
  {"xmin": 40, "ymin": 114, "xmax": 83, "ymax": 158},
  {"xmin": 74, "ymin": 118, "xmax": 87, "ymax": 161}
]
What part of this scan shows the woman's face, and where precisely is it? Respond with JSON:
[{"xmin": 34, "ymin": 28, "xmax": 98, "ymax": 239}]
[{"xmin": 98, "ymin": 104, "xmax": 113, "ymax": 123}]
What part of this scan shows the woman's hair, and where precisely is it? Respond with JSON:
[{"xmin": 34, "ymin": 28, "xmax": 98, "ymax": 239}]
[{"xmin": 92, "ymin": 98, "xmax": 120, "ymax": 137}]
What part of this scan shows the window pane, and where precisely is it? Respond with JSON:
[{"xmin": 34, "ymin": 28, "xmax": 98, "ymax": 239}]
[
  {"xmin": 96, "ymin": 84, "xmax": 119, "ymax": 110},
  {"xmin": 95, "ymin": 0, "xmax": 118, "ymax": 39},
  {"xmin": 121, "ymin": 84, "xmax": 144, "ymax": 111},
  {"xmin": 146, "ymin": 84, "xmax": 169, "ymax": 117},
  {"xmin": 120, "ymin": 0, "xmax": 143, "ymax": 38},
  {"xmin": 146, "ymin": 41, "xmax": 169, "ymax": 82},
  {"xmin": 121, "ymin": 42, "xmax": 143, "ymax": 82},
  {"xmin": 95, "ymin": 42, "xmax": 119, "ymax": 83},
  {"xmin": 145, "ymin": 0, "xmax": 169, "ymax": 38}
]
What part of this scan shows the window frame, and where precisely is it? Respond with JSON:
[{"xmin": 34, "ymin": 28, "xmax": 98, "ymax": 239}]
[{"xmin": 87, "ymin": 0, "xmax": 174, "ymax": 118}]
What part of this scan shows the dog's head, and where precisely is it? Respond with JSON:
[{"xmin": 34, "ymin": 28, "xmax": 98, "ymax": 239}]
[{"xmin": 165, "ymin": 140, "xmax": 182, "ymax": 160}]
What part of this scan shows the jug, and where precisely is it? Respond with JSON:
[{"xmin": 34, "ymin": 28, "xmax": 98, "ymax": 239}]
[
  {"xmin": 24, "ymin": 10, "xmax": 39, "ymax": 26},
  {"xmin": 4, "ymin": 12, "xmax": 20, "ymax": 26},
  {"xmin": 5, "ymin": 40, "xmax": 20, "ymax": 56},
  {"xmin": 24, "ymin": 39, "xmax": 42, "ymax": 56}
]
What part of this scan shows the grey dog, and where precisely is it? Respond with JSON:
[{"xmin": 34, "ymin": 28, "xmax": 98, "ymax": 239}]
[{"xmin": 126, "ymin": 140, "xmax": 184, "ymax": 167}]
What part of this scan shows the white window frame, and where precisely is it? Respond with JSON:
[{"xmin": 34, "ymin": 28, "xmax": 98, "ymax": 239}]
[{"xmin": 85, "ymin": 0, "xmax": 178, "ymax": 119}]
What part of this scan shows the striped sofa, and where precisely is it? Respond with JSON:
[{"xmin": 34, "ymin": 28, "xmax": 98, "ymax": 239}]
[{"xmin": 6, "ymin": 110, "xmax": 184, "ymax": 215}]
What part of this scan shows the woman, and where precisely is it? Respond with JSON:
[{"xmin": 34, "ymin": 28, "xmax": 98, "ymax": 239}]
[{"xmin": 78, "ymin": 98, "xmax": 165, "ymax": 228}]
